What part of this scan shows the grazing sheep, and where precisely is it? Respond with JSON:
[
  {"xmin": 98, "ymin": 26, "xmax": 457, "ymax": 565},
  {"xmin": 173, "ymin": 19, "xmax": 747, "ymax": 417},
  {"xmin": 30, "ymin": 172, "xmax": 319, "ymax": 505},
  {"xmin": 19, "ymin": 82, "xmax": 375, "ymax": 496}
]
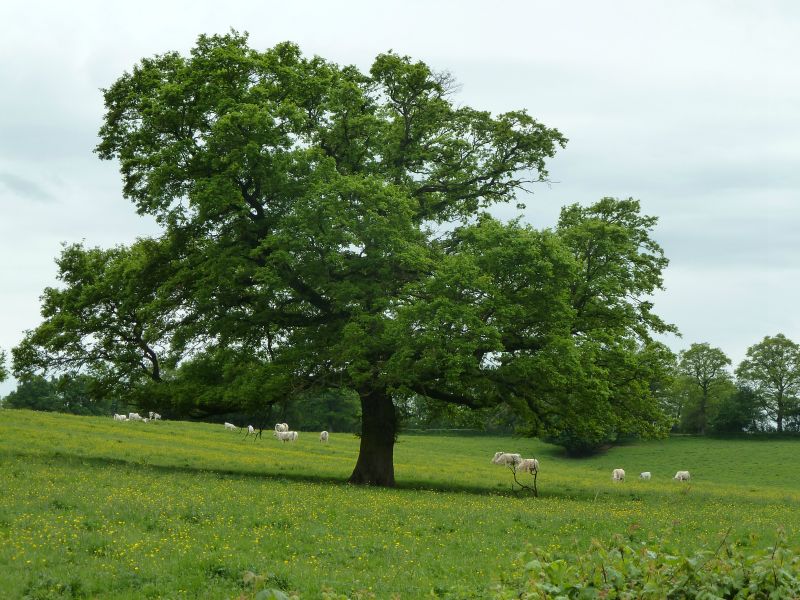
[
  {"xmin": 113, "ymin": 413, "xmax": 127, "ymax": 421},
  {"xmin": 674, "ymin": 470, "xmax": 691, "ymax": 481},
  {"xmin": 517, "ymin": 458, "xmax": 539, "ymax": 474},
  {"xmin": 152, "ymin": 413, "xmax": 161, "ymax": 420},
  {"xmin": 612, "ymin": 468, "xmax": 626, "ymax": 482},
  {"xmin": 275, "ymin": 423, "xmax": 289, "ymax": 433},
  {"xmin": 320, "ymin": 431, "xmax": 329, "ymax": 443},
  {"xmin": 224, "ymin": 422, "xmax": 238, "ymax": 431},
  {"xmin": 491, "ymin": 452, "xmax": 522, "ymax": 467},
  {"xmin": 128, "ymin": 412, "xmax": 142, "ymax": 421},
  {"xmin": 639, "ymin": 472, "xmax": 652, "ymax": 480},
  {"xmin": 142, "ymin": 418, "xmax": 150, "ymax": 424},
  {"xmin": 274, "ymin": 430, "xmax": 298, "ymax": 442}
]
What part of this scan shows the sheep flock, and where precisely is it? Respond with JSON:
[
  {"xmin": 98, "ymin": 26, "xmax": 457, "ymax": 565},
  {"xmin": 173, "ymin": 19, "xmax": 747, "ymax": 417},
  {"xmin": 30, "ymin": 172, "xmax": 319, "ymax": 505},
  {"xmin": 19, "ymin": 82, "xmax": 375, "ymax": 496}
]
[{"xmin": 111, "ymin": 411, "xmax": 695, "ymax": 490}]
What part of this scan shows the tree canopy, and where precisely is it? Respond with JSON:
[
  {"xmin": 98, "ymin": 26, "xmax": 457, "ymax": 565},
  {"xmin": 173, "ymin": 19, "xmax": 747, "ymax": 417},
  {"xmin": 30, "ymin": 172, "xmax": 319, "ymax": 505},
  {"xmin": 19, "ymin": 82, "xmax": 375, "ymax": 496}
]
[
  {"xmin": 14, "ymin": 32, "xmax": 677, "ymax": 485},
  {"xmin": 677, "ymin": 343, "xmax": 732, "ymax": 434},
  {"xmin": 736, "ymin": 334, "xmax": 800, "ymax": 433}
]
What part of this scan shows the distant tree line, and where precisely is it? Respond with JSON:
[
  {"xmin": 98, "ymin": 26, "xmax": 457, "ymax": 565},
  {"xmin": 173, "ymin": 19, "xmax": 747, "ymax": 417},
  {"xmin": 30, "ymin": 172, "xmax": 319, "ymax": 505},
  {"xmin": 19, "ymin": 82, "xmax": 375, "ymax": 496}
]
[
  {"xmin": 666, "ymin": 334, "xmax": 800, "ymax": 434},
  {"xmin": 0, "ymin": 373, "xmax": 362, "ymax": 432},
  {"xmin": 4, "ymin": 334, "xmax": 799, "ymax": 440},
  {"xmin": 2, "ymin": 374, "xmax": 115, "ymax": 415}
]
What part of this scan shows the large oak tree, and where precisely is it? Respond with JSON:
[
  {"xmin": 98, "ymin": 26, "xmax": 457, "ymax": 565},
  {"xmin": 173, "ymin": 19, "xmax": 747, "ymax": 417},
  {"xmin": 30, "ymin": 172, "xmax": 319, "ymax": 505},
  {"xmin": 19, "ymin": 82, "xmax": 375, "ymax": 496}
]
[{"xmin": 15, "ymin": 33, "xmax": 676, "ymax": 485}]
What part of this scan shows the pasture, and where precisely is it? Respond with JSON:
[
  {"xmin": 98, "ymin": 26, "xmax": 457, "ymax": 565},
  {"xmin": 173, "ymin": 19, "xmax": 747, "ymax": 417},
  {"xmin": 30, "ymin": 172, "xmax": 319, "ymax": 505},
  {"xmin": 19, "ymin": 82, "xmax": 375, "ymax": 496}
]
[{"xmin": 1, "ymin": 409, "xmax": 799, "ymax": 598}]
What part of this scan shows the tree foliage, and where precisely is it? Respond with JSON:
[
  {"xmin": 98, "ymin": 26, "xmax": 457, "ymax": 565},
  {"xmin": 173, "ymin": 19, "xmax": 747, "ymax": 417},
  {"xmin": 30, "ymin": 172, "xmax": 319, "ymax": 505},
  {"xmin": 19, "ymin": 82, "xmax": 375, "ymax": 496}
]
[
  {"xmin": 677, "ymin": 343, "xmax": 732, "ymax": 434},
  {"xmin": 14, "ymin": 32, "xmax": 676, "ymax": 484},
  {"xmin": 13, "ymin": 239, "xmax": 173, "ymax": 398},
  {"xmin": 4, "ymin": 374, "xmax": 116, "ymax": 415},
  {"xmin": 736, "ymin": 334, "xmax": 800, "ymax": 433},
  {"xmin": 709, "ymin": 385, "xmax": 762, "ymax": 433}
]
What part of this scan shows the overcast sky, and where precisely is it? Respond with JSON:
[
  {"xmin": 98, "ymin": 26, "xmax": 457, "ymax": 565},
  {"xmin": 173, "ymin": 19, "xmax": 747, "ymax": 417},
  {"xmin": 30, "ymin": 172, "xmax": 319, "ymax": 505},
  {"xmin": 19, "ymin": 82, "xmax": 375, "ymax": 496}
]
[{"xmin": 1, "ymin": 1, "xmax": 798, "ymax": 395}]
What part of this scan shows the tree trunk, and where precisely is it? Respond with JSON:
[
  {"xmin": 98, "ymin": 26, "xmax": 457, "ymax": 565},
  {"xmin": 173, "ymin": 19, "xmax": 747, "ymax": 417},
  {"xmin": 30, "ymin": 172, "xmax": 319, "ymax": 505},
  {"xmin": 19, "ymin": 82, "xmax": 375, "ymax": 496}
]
[
  {"xmin": 349, "ymin": 389, "xmax": 397, "ymax": 487},
  {"xmin": 699, "ymin": 391, "xmax": 707, "ymax": 435}
]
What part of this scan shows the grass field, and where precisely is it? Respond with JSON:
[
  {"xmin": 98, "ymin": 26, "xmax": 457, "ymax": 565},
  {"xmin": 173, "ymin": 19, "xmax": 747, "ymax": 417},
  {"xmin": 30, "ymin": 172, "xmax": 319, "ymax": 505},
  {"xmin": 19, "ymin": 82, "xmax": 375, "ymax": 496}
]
[{"xmin": 1, "ymin": 408, "xmax": 799, "ymax": 598}]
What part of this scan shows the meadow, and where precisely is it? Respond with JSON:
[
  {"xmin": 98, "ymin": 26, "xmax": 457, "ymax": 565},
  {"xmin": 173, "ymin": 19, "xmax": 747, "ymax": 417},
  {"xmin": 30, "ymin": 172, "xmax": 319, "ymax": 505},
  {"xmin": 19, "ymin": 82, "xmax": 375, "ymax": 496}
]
[{"xmin": 1, "ymin": 409, "xmax": 799, "ymax": 598}]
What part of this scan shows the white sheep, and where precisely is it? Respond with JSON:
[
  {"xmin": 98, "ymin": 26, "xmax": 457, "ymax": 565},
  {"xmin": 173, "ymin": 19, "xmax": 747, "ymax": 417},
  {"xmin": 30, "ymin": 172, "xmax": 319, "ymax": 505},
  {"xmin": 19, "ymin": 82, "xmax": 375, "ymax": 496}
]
[
  {"xmin": 128, "ymin": 412, "xmax": 142, "ymax": 421},
  {"xmin": 113, "ymin": 413, "xmax": 127, "ymax": 421},
  {"xmin": 491, "ymin": 452, "xmax": 522, "ymax": 467},
  {"xmin": 517, "ymin": 458, "xmax": 539, "ymax": 474},
  {"xmin": 612, "ymin": 468, "xmax": 626, "ymax": 482},
  {"xmin": 152, "ymin": 413, "xmax": 161, "ymax": 420},
  {"xmin": 224, "ymin": 422, "xmax": 238, "ymax": 431},
  {"xmin": 274, "ymin": 430, "xmax": 298, "ymax": 442},
  {"xmin": 674, "ymin": 470, "xmax": 691, "ymax": 481},
  {"xmin": 142, "ymin": 418, "xmax": 150, "ymax": 424},
  {"xmin": 275, "ymin": 422, "xmax": 289, "ymax": 433},
  {"xmin": 639, "ymin": 471, "xmax": 652, "ymax": 480},
  {"xmin": 320, "ymin": 431, "xmax": 329, "ymax": 443}
]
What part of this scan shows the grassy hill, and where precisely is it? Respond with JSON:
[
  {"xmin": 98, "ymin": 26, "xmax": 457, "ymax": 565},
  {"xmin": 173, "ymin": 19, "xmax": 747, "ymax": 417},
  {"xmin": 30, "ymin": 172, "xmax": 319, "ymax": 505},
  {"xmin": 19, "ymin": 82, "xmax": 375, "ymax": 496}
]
[{"xmin": 1, "ymin": 409, "xmax": 799, "ymax": 598}]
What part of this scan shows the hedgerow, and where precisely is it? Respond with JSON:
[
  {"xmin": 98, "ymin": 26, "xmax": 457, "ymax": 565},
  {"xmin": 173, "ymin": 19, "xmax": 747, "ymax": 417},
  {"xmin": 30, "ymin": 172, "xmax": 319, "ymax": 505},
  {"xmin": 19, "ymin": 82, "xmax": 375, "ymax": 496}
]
[{"xmin": 492, "ymin": 529, "xmax": 800, "ymax": 599}]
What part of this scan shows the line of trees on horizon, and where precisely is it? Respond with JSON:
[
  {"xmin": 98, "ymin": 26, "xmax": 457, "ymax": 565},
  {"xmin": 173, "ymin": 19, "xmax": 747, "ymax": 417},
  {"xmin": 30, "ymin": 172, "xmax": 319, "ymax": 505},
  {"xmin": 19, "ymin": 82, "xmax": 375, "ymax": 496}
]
[
  {"xmin": 3, "ymin": 332, "xmax": 799, "ymax": 438},
  {"xmin": 667, "ymin": 334, "xmax": 800, "ymax": 435}
]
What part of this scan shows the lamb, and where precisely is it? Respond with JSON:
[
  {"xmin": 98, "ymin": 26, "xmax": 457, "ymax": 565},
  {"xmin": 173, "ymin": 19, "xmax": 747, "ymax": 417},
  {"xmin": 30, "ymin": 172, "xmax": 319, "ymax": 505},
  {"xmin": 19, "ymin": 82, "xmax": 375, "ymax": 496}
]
[
  {"xmin": 319, "ymin": 431, "xmax": 329, "ymax": 443},
  {"xmin": 113, "ymin": 413, "xmax": 127, "ymax": 421},
  {"xmin": 639, "ymin": 472, "xmax": 652, "ymax": 480},
  {"xmin": 612, "ymin": 468, "xmax": 626, "ymax": 482},
  {"xmin": 224, "ymin": 422, "xmax": 238, "ymax": 431},
  {"xmin": 517, "ymin": 458, "xmax": 539, "ymax": 474},
  {"xmin": 142, "ymin": 418, "xmax": 150, "ymax": 424},
  {"xmin": 673, "ymin": 470, "xmax": 691, "ymax": 481},
  {"xmin": 152, "ymin": 413, "xmax": 162, "ymax": 420},
  {"xmin": 491, "ymin": 452, "xmax": 522, "ymax": 467},
  {"xmin": 274, "ymin": 422, "xmax": 289, "ymax": 433}
]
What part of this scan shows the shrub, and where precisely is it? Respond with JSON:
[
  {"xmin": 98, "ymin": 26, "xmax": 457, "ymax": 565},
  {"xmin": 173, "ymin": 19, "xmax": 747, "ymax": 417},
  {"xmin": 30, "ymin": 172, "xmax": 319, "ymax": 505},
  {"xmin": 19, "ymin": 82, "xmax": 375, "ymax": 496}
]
[{"xmin": 492, "ymin": 530, "xmax": 800, "ymax": 598}]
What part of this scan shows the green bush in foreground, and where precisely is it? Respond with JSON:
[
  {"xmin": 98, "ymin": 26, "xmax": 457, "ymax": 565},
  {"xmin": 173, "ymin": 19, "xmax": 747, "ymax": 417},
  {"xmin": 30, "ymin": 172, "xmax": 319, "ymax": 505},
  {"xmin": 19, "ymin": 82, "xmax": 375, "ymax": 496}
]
[{"xmin": 493, "ymin": 530, "xmax": 800, "ymax": 599}]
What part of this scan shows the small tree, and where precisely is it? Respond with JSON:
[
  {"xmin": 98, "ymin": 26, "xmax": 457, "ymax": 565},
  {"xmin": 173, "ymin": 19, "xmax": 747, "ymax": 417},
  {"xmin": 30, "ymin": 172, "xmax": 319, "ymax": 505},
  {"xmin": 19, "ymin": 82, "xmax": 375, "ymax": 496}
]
[
  {"xmin": 0, "ymin": 348, "xmax": 8, "ymax": 384},
  {"xmin": 677, "ymin": 343, "xmax": 732, "ymax": 434},
  {"xmin": 736, "ymin": 334, "xmax": 800, "ymax": 433}
]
